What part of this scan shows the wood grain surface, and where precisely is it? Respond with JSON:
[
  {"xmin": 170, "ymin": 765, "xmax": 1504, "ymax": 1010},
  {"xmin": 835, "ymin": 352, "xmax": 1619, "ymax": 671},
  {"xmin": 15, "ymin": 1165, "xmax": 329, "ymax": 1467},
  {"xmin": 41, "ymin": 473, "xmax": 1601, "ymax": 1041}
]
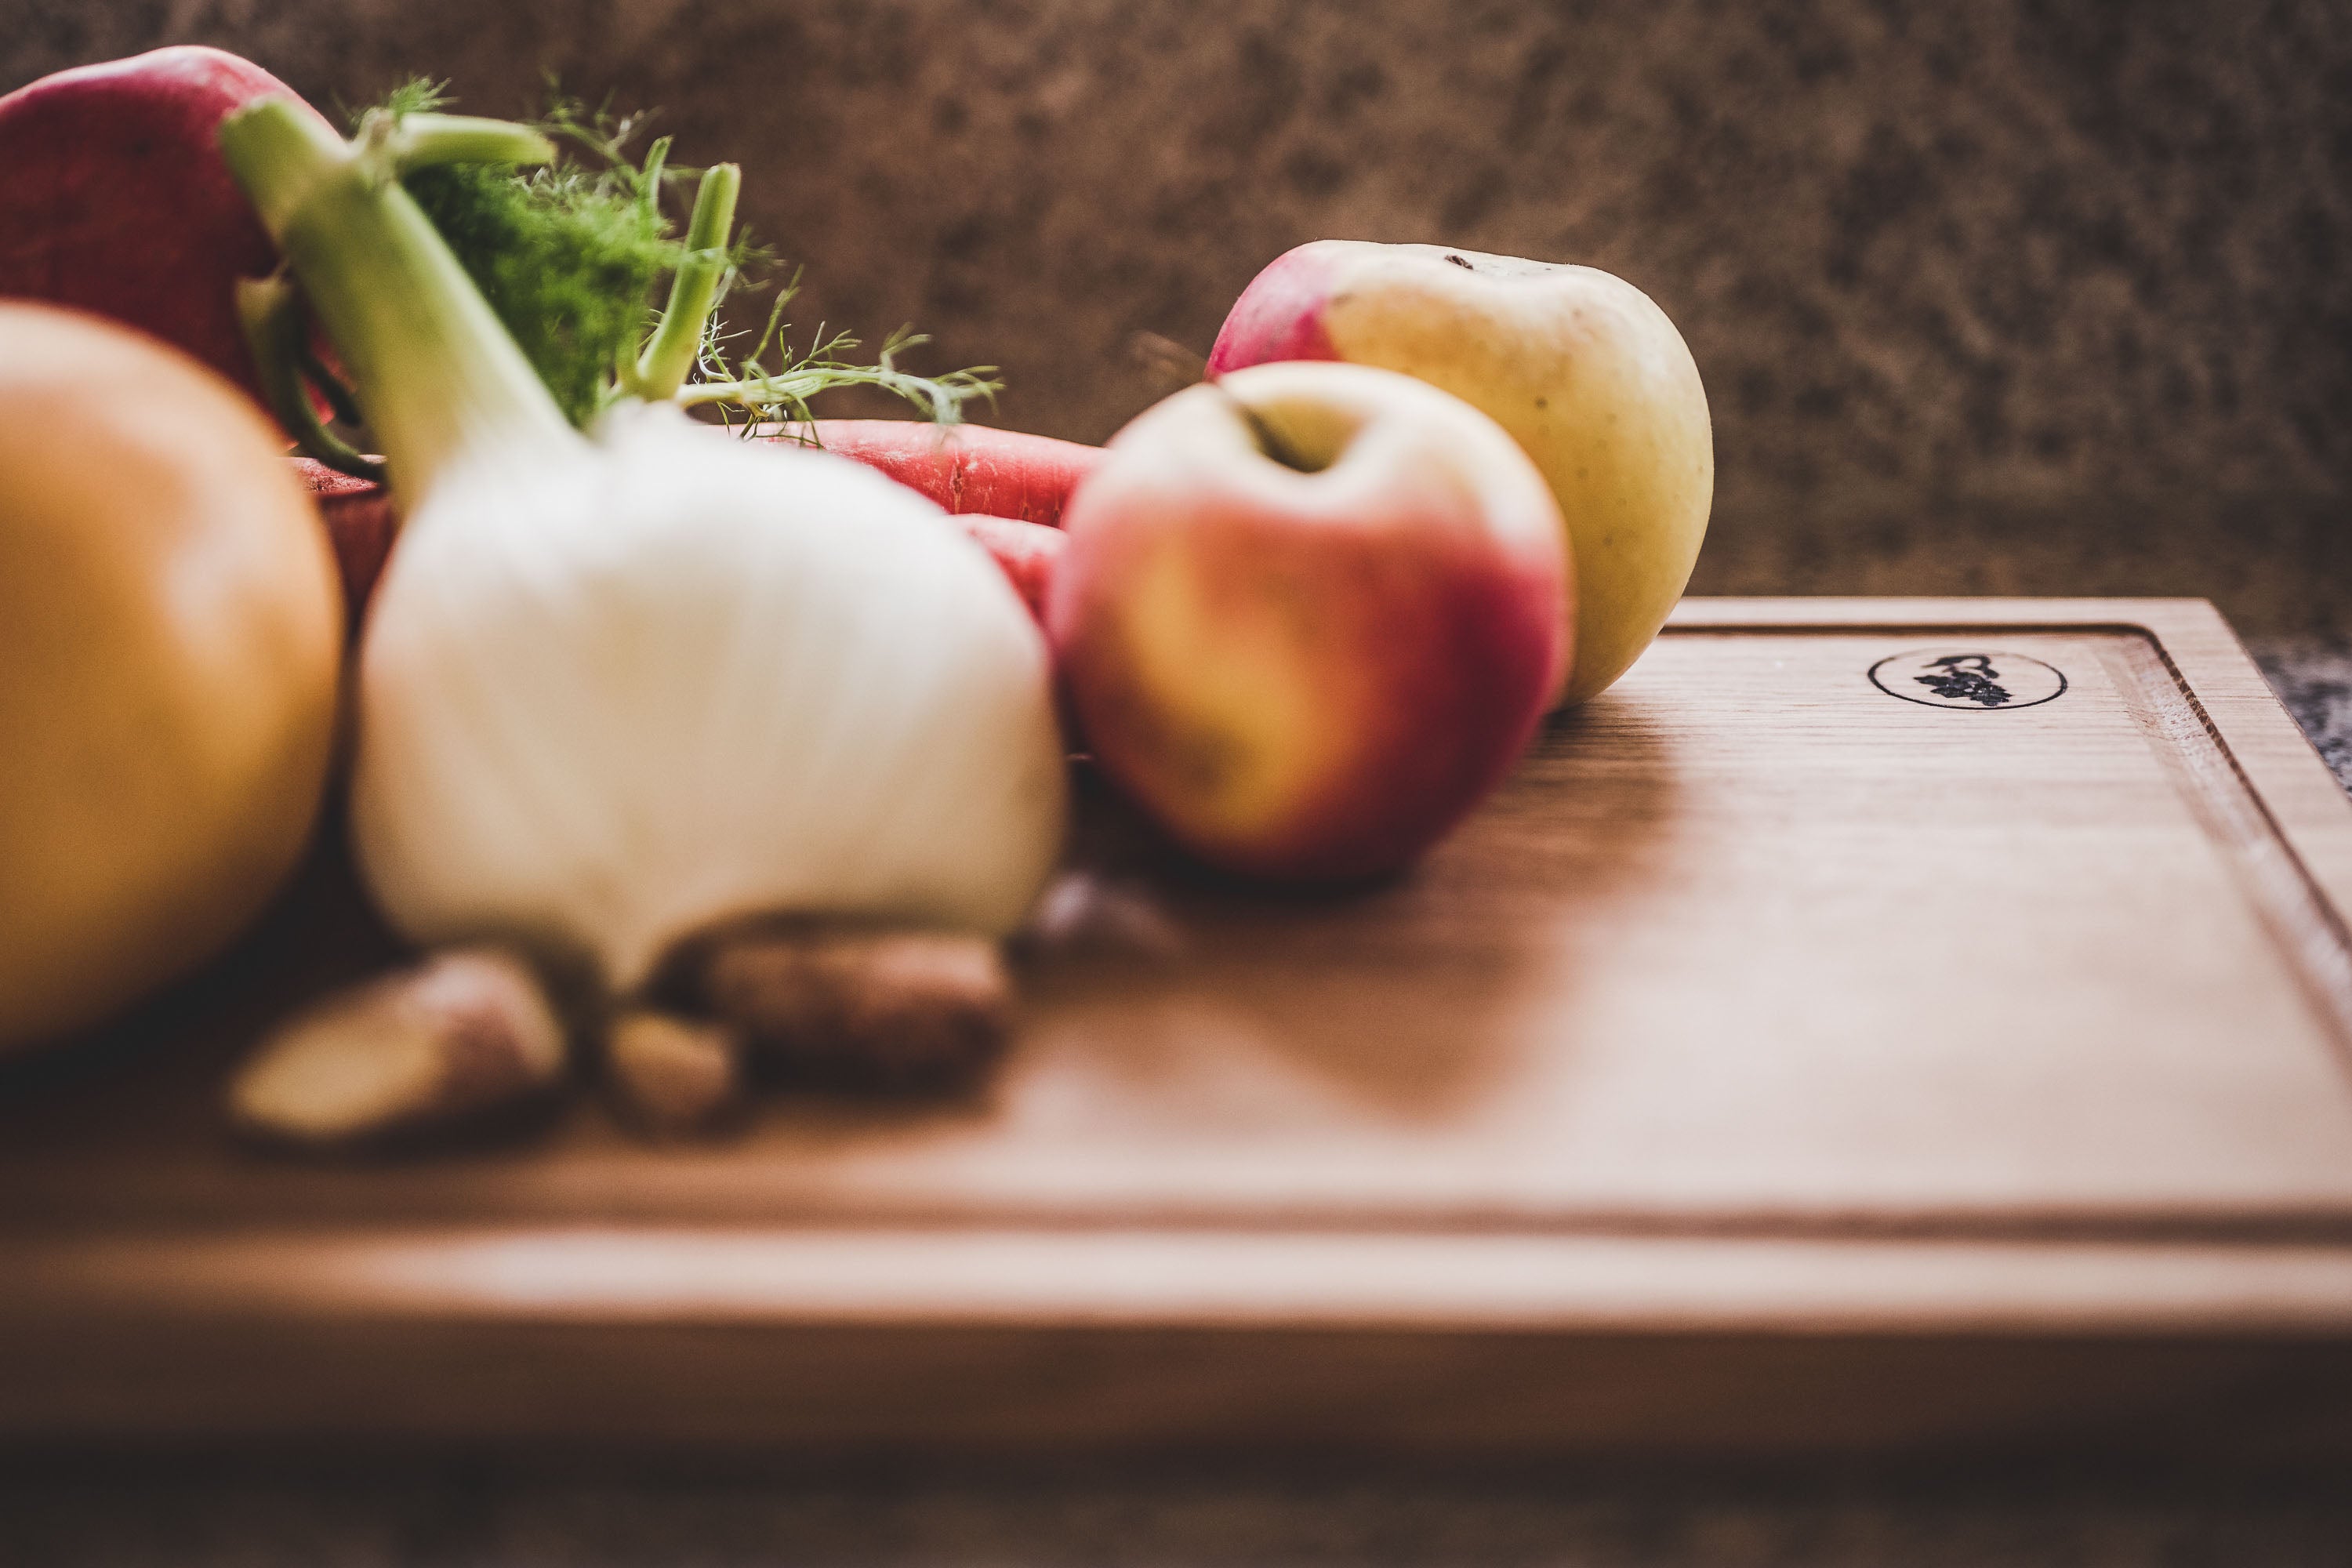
[{"xmin": 4, "ymin": 598, "xmax": 2350, "ymax": 1457}]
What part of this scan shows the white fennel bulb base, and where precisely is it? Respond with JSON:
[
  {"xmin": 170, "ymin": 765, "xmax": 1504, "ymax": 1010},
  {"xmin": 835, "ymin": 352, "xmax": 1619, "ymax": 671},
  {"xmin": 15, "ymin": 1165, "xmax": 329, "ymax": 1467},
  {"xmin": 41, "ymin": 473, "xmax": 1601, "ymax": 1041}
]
[{"xmin": 350, "ymin": 405, "xmax": 1069, "ymax": 992}]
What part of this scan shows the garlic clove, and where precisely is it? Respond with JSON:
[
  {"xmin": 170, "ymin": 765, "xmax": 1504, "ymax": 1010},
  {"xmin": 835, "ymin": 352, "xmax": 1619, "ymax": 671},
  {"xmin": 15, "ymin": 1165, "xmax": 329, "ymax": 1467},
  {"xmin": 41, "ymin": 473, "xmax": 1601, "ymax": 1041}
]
[
  {"xmin": 229, "ymin": 946, "xmax": 568, "ymax": 1146},
  {"xmin": 605, "ymin": 1007, "xmax": 745, "ymax": 1134}
]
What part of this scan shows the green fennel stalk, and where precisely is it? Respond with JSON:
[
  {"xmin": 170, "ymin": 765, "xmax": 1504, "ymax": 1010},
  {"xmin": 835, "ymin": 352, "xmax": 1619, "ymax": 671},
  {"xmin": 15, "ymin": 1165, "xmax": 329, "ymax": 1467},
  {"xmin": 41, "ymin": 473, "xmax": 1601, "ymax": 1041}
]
[
  {"xmin": 630, "ymin": 159, "xmax": 740, "ymax": 402},
  {"xmin": 220, "ymin": 99, "xmax": 579, "ymax": 506},
  {"xmin": 236, "ymin": 87, "xmax": 998, "ymax": 478}
]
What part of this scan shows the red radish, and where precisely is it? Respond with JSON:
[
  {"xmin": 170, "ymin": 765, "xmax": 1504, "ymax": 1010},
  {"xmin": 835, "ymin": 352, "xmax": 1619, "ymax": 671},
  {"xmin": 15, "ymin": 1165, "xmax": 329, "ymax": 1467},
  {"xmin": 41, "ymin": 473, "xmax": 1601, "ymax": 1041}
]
[
  {"xmin": 782, "ymin": 420, "xmax": 1104, "ymax": 528},
  {"xmin": 0, "ymin": 47, "xmax": 328, "ymax": 411}
]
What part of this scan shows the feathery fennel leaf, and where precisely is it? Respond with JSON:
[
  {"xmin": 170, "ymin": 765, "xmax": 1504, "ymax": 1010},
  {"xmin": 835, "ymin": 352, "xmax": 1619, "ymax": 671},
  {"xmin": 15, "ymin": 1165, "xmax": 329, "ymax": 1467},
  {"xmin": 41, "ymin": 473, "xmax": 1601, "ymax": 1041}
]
[
  {"xmin": 353, "ymin": 81, "xmax": 994, "ymax": 430},
  {"xmin": 403, "ymin": 159, "xmax": 678, "ymax": 426}
]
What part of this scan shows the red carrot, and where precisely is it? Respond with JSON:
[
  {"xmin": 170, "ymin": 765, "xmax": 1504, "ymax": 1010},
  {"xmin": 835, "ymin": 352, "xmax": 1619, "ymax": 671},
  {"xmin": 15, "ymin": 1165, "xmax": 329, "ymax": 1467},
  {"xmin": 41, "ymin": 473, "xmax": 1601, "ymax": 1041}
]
[
  {"xmin": 292, "ymin": 446, "xmax": 1070, "ymax": 631},
  {"xmin": 956, "ymin": 515, "xmax": 1065, "ymax": 625},
  {"xmin": 292, "ymin": 457, "xmax": 397, "ymax": 630},
  {"xmin": 784, "ymin": 420, "xmax": 1104, "ymax": 528}
]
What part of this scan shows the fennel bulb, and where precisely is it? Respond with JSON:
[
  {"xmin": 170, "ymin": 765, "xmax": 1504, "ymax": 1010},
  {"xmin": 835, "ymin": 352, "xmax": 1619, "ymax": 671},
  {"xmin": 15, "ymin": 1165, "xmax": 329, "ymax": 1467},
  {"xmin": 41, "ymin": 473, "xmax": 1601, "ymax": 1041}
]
[
  {"xmin": 220, "ymin": 98, "xmax": 1067, "ymax": 994},
  {"xmin": 358, "ymin": 405, "xmax": 1065, "ymax": 987}
]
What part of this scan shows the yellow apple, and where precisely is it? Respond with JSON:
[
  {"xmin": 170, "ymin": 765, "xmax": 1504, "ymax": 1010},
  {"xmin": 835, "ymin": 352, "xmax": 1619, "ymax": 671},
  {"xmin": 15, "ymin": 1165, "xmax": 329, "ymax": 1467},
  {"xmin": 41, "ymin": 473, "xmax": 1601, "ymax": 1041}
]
[{"xmin": 1207, "ymin": 241, "xmax": 1713, "ymax": 705}]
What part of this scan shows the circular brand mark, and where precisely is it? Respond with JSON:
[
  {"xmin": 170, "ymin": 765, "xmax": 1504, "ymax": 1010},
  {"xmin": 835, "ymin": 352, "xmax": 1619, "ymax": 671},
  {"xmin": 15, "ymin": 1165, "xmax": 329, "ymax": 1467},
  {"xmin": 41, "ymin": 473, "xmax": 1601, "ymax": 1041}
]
[{"xmin": 1868, "ymin": 648, "xmax": 2067, "ymax": 710}]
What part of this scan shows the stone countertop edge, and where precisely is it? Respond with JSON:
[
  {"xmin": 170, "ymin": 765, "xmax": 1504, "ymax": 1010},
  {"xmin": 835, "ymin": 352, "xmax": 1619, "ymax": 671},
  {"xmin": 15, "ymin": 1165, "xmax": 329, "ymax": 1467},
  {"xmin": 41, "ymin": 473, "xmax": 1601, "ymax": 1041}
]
[{"xmin": 2252, "ymin": 640, "xmax": 2352, "ymax": 793}]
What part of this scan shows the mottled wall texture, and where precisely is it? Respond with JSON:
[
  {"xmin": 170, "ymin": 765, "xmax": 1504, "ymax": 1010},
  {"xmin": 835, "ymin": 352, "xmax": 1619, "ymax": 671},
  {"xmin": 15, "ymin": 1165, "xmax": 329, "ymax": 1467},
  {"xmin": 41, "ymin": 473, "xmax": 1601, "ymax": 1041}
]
[{"xmin": 7, "ymin": 0, "xmax": 2349, "ymax": 633}]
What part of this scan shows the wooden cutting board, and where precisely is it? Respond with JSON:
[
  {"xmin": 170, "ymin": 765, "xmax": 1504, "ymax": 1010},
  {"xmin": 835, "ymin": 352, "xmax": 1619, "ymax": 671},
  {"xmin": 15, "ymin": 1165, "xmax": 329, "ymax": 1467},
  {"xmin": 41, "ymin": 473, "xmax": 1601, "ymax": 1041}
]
[{"xmin": 5, "ymin": 597, "xmax": 2351, "ymax": 1458}]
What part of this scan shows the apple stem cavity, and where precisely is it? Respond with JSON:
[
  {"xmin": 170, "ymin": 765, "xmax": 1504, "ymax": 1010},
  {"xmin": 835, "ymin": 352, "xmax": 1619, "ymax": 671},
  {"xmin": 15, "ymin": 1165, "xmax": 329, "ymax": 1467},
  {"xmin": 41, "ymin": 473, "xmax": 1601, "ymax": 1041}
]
[{"xmin": 1214, "ymin": 385, "xmax": 1327, "ymax": 474}]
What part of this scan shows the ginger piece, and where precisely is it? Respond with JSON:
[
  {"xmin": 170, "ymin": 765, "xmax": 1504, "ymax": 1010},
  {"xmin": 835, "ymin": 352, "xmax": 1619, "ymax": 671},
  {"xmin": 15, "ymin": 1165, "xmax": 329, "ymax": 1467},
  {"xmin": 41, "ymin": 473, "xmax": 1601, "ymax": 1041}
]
[
  {"xmin": 684, "ymin": 926, "xmax": 1012, "ymax": 1090},
  {"xmin": 229, "ymin": 947, "xmax": 567, "ymax": 1146},
  {"xmin": 606, "ymin": 1008, "xmax": 744, "ymax": 1134}
]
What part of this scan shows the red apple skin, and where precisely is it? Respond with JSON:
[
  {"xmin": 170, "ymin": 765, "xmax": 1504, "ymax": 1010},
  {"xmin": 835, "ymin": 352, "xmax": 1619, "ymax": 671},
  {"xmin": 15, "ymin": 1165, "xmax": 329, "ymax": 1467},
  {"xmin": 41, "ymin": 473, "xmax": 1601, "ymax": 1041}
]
[
  {"xmin": 1203, "ymin": 246, "xmax": 1341, "ymax": 368},
  {"xmin": 0, "ymin": 48, "xmax": 326, "ymax": 412},
  {"xmin": 1050, "ymin": 361, "xmax": 1569, "ymax": 884},
  {"xmin": 1207, "ymin": 241, "xmax": 1713, "ymax": 708}
]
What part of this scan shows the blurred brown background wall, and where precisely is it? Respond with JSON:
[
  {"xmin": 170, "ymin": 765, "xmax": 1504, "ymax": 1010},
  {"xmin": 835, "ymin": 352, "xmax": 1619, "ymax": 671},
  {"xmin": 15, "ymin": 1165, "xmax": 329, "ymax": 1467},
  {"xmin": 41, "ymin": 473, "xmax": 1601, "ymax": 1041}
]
[{"xmin": 6, "ymin": 0, "xmax": 2348, "ymax": 633}]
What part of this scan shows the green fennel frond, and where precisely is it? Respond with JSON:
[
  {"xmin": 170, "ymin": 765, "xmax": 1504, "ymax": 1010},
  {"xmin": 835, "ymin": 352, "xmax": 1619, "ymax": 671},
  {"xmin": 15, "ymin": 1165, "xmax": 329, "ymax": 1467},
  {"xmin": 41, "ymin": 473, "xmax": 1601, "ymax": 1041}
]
[
  {"xmin": 352, "ymin": 79, "xmax": 997, "ymax": 431},
  {"xmin": 390, "ymin": 82, "xmax": 683, "ymax": 426},
  {"xmin": 680, "ymin": 278, "xmax": 1002, "ymax": 434}
]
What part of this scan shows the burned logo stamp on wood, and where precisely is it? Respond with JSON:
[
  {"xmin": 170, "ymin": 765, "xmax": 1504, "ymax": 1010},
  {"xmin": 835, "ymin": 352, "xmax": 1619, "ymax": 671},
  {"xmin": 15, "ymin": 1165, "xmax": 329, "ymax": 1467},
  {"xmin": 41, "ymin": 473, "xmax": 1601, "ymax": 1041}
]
[{"xmin": 1869, "ymin": 649, "xmax": 2067, "ymax": 710}]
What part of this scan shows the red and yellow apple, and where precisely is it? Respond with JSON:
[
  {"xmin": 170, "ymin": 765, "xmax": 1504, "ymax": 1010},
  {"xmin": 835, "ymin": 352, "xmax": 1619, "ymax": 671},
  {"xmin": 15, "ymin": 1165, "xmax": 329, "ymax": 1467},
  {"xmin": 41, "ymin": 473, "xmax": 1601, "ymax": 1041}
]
[
  {"xmin": 1207, "ymin": 241, "xmax": 1712, "ymax": 706},
  {"xmin": 1048, "ymin": 361, "xmax": 1569, "ymax": 882},
  {"xmin": 0, "ymin": 47, "xmax": 329, "ymax": 415}
]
